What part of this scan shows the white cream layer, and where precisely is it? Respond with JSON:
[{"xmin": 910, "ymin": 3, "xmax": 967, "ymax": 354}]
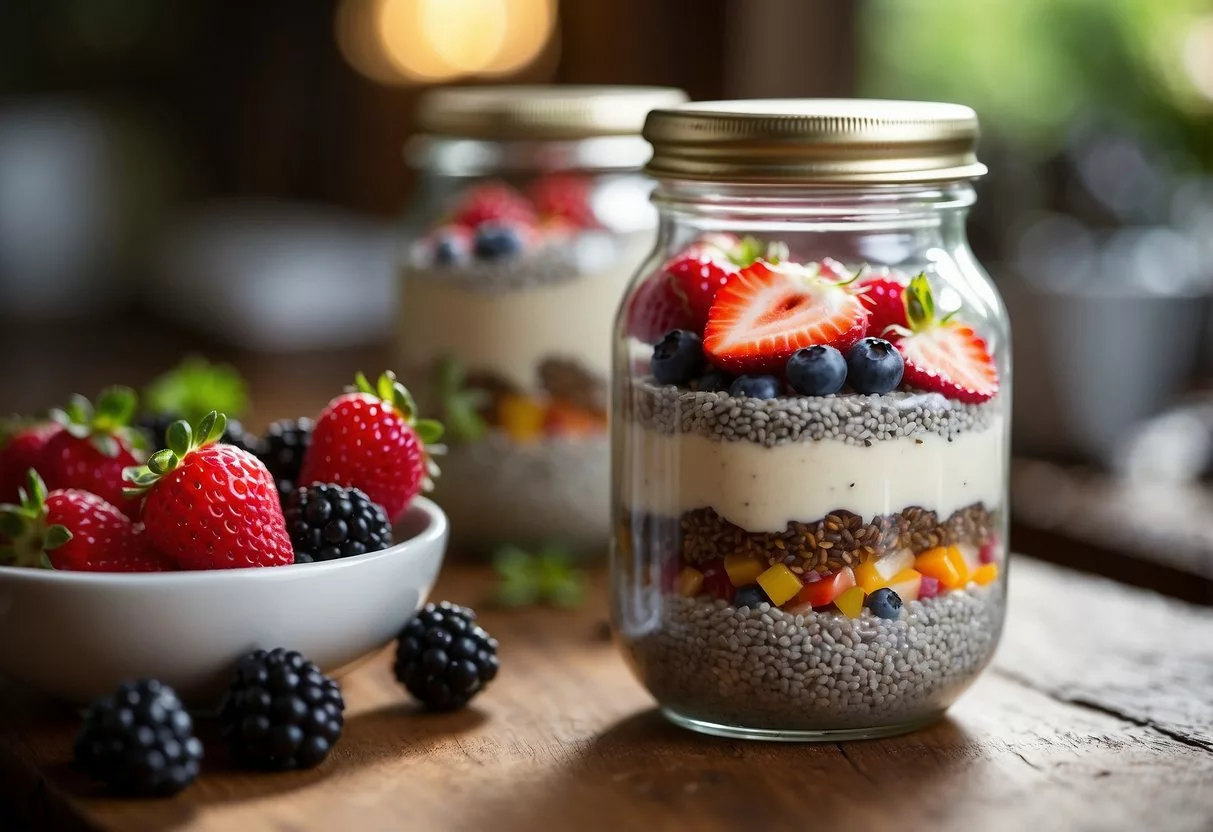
[
  {"xmin": 399, "ymin": 234, "xmax": 651, "ymax": 393},
  {"xmin": 619, "ymin": 416, "xmax": 1005, "ymax": 532}
]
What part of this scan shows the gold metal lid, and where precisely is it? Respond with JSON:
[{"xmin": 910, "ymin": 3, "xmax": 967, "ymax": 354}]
[
  {"xmin": 643, "ymin": 99, "xmax": 987, "ymax": 184},
  {"xmin": 417, "ymin": 85, "xmax": 689, "ymax": 140}
]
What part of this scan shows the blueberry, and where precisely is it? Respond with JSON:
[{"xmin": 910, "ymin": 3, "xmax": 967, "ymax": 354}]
[
  {"xmin": 786, "ymin": 345, "xmax": 847, "ymax": 396},
  {"xmin": 473, "ymin": 223, "xmax": 524, "ymax": 260},
  {"xmin": 846, "ymin": 337, "xmax": 904, "ymax": 394},
  {"xmin": 432, "ymin": 230, "xmax": 469, "ymax": 266},
  {"xmin": 651, "ymin": 330, "xmax": 705, "ymax": 386},
  {"xmin": 695, "ymin": 367, "xmax": 734, "ymax": 393},
  {"xmin": 732, "ymin": 585, "xmax": 767, "ymax": 609},
  {"xmin": 866, "ymin": 587, "xmax": 903, "ymax": 620},
  {"xmin": 729, "ymin": 374, "xmax": 782, "ymax": 399}
]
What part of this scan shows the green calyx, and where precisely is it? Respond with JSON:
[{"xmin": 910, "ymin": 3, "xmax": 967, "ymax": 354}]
[
  {"xmin": 434, "ymin": 357, "xmax": 488, "ymax": 445},
  {"xmin": 352, "ymin": 371, "xmax": 445, "ymax": 446},
  {"xmin": 143, "ymin": 356, "xmax": 248, "ymax": 424},
  {"xmin": 0, "ymin": 470, "xmax": 70, "ymax": 569},
  {"xmin": 489, "ymin": 543, "xmax": 586, "ymax": 609},
  {"xmin": 122, "ymin": 411, "xmax": 227, "ymax": 498},
  {"xmin": 897, "ymin": 273, "xmax": 956, "ymax": 336},
  {"xmin": 49, "ymin": 386, "xmax": 143, "ymax": 457},
  {"xmin": 726, "ymin": 236, "xmax": 789, "ymax": 268}
]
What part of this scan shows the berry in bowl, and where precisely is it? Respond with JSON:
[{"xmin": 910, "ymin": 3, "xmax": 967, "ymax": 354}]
[{"xmin": 0, "ymin": 371, "xmax": 449, "ymax": 706}]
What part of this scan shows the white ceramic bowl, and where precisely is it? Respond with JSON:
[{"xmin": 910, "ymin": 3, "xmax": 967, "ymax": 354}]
[{"xmin": 0, "ymin": 497, "xmax": 448, "ymax": 706}]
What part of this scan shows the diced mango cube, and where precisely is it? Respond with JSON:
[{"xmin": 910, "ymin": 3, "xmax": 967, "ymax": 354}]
[
  {"xmin": 885, "ymin": 568, "xmax": 923, "ymax": 603},
  {"xmin": 972, "ymin": 563, "xmax": 999, "ymax": 586},
  {"xmin": 675, "ymin": 566, "xmax": 704, "ymax": 597},
  {"xmin": 945, "ymin": 545, "xmax": 970, "ymax": 587},
  {"xmin": 874, "ymin": 549, "xmax": 916, "ymax": 581},
  {"xmin": 757, "ymin": 563, "xmax": 804, "ymax": 606},
  {"xmin": 854, "ymin": 561, "xmax": 884, "ymax": 593},
  {"xmin": 834, "ymin": 585, "xmax": 866, "ymax": 618},
  {"xmin": 497, "ymin": 395, "xmax": 546, "ymax": 443},
  {"xmin": 724, "ymin": 551, "xmax": 766, "ymax": 587},
  {"xmin": 915, "ymin": 546, "xmax": 963, "ymax": 590}
]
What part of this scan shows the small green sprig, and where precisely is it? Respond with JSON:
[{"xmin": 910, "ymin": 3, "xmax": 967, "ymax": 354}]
[
  {"xmin": 490, "ymin": 543, "xmax": 587, "ymax": 609},
  {"xmin": 143, "ymin": 356, "xmax": 248, "ymax": 425},
  {"xmin": 434, "ymin": 357, "xmax": 489, "ymax": 445}
]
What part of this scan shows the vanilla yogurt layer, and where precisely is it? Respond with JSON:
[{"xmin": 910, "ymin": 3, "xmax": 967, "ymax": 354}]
[
  {"xmin": 618, "ymin": 413, "xmax": 1005, "ymax": 532},
  {"xmin": 399, "ymin": 232, "xmax": 653, "ymax": 393}
]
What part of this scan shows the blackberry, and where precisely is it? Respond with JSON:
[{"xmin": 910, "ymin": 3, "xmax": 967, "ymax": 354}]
[
  {"xmin": 394, "ymin": 601, "xmax": 499, "ymax": 710},
  {"xmin": 220, "ymin": 648, "xmax": 344, "ymax": 771},
  {"xmin": 136, "ymin": 413, "xmax": 262, "ymax": 456},
  {"xmin": 259, "ymin": 417, "xmax": 314, "ymax": 500},
  {"xmin": 73, "ymin": 678, "xmax": 203, "ymax": 797},
  {"xmin": 284, "ymin": 484, "xmax": 392, "ymax": 564}
]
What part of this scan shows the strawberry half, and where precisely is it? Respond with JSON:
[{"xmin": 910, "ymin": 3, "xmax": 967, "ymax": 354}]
[
  {"xmin": 894, "ymin": 274, "xmax": 999, "ymax": 403},
  {"xmin": 703, "ymin": 260, "xmax": 869, "ymax": 374}
]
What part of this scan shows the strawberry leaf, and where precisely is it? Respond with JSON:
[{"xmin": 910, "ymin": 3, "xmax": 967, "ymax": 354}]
[
  {"xmin": 906, "ymin": 273, "xmax": 935, "ymax": 331},
  {"xmin": 44, "ymin": 525, "xmax": 72, "ymax": 550},
  {"xmin": 166, "ymin": 421, "xmax": 192, "ymax": 457},
  {"xmin": 90, "ymin": 434, "xmax": 120, "ymax": 458},
  {"xmin": 415, "ymin": 419, "xmax": 444, "ymax": 445}
]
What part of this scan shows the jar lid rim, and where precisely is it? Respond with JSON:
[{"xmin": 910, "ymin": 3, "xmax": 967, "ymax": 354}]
[
  {"xmin": 643, "ymin": 99, "xmax": 987, "ymax": 184},
  {"xmin": 417, "ymin": 85, "xmax": 690, "ymax": 140}
]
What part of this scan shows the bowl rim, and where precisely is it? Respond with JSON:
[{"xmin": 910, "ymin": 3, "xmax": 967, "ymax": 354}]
[{"xmin": 0, "ymin": 496, "xmax": 448, "ymax": 585}]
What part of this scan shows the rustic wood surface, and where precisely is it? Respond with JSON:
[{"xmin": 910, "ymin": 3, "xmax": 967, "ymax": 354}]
[{"xmin": 1, "ymin": 558, "xmax": 1211, "ymax": 832}]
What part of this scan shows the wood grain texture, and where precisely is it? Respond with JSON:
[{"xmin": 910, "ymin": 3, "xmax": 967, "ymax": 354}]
[{"xmin": 1, "ymin": 558, "xmax": 1212, "ymax": 832}]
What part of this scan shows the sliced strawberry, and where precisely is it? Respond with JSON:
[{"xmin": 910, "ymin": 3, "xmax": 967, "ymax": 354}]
[
  {"xmin": 703, "ymin": 260, "xmax": 869, "ymax": 374},
  {"xmin": 895, "ymin": 274, "xmax": 999, "ymax": 403},
  {"xmin": 857, "ymin": 276, "xmax": 910, "ymax": 336}
]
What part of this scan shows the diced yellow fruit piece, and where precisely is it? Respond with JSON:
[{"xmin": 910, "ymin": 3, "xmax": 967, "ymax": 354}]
[
  {"xmin": 675, "ymin": 567, "xmax": 704, "ymax": 597},
  {"xmin": 854, "ymin": 561, "xmax": 884, "ymax": 593},
  {"xmin": 886, "ymin": 568, "xmax": 923, "ymax": 603},
  {"xmin": 874, "ymin": 549, "xmax": 916, "ymax": 581},
  {"xmin": 724, "ymin": 551, "xmax": 766, "ymax": 587},
  {"xmin": 915, "ymin": 547, "xmax": 962, "ymax": 589},
  {"xmin": 497, "ymin": 395, "xmax": 546, "ymax": 443},
  {"xmin": 757, "ymin": 563, "xmax": 803, "ymax": 607},
  {"xmin": 834, "ymin": 585, "xmax": 866, "ymax": 618},
  {"xmin": 972, "ymin": 563, "xmax": 999, "ymax": 586},
  {"xmin": 945, "ymin": 545, "xmax": 970, "ymax": 587}
]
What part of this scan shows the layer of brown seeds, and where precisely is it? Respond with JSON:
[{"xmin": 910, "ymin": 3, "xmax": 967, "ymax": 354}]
[
  {"xmin": 625, "ymin": 504, "xmax": 994, "ymax": 575},
  {"xmin": 540, "ymin": 358, "xmax": 607, "ymax": 415}
]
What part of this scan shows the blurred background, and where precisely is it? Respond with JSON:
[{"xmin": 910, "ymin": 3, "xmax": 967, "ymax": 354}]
[{"xmin": 3, "ymin": 0, "xmax": 1213, "ymax": 597}]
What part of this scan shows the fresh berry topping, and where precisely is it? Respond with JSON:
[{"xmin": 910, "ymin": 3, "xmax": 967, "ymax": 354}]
[
  {"xmin": 394, "ymin": 601, "xmax": 499, "ymax": 711},
  {"xmin": 450, "ymin": 182, "xmax": 535, "ymax": 229},
  {"xmin": 732, "ymin": 585, "xmax": 767, "ymax": 609},
  {"xmin": 895, "ymin": 275, "xmax": 999, "ymax": 403},
  {"xmin": 703, "ymin": 260, "xmax": 869, "ymax": 374},
  {"xmin": 220, "ymin": 648, "xmax": 345, "ymax": 771},
  {"xmin": 74, "ymin": 679, "xmax": 203, "ymax": 797},
  {"xmin": 728, "ymin": 375, "xmax": 782, "ymax": 400},
  {"xmin": 817, "ymin": 257, "xmax": 851, "ymax": 282},
  {"xmin": 0, "ymin": 421, "xmax": 62, "ymax": 503},
  {"xmin": 285, "ymin": 483, "xmax": 392, "ymax": 564},
  {"xmin": 258, "ymin": 418, "xmax": 313, "ymax": 501},
  {"xmin": 786, "ymin": 345, "xmax": 847, "ymax": 396},
  {"xmin": 42, "ymin": 387, "xmax": 144, "ymax": 519},
  {"xmin": 137, "ymin": 413, "xmax": 260, "ymax": 458},
  {"xmin": 299, "ymin": 372, "xmax": 444, "ymax": 523},
  {"xmin": 664, "ymin": 245, "xmax": 738, "ymax": 332},
  {"xmin": 124, "ymin": 412, "xmax": 293, "ymax": 570},
  {"xmin": 866, "ymin": 587, "xmax": 903, "ymax": 620},
  {"xmin": 528, "ymin": 173, "xmax": 598, "ymax": 228},
  {"xmin": 0, "ymin": 471, "xmax": 170, "ymax": 572},
  {"xmin": 857, "ymin": 275, "xmax": 910, "ymax": 336},
  {"xmin": 473, "ymin": 222, "xmax": 527, "ymax": 261},
  {"xmin": 626, "ymin": 270, "xmax": 697, "ymax": 344},
  {"xmin": 695, "ymin": 367, "xmax": 734, "ymax": 392},
  {"xmin": 846, "ymin": 337, "xmax": 905, "ymax": 394},
  {"xmin": 651, "ymin": 329, "xmax": 706, "ymax": 386},
  {"xmin": 430, "ymin": 224, "xmax": 472, "ymax": 266}
]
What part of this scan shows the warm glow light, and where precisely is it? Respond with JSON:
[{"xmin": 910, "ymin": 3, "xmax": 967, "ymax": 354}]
[
  {"xmin": 1181, "ymin": 15, "xmax": 1213, "ymax": 101},
  {"xmin": 336, "ymin": 0, "xmax": 555, "ymax": 85}
]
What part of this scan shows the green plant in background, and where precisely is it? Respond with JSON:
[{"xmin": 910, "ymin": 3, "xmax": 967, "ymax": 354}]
[
  {"xmin": 434, "ymin": 356, "xmax": 489, "ymax": 444},
  {"xmin": 142, "ymin": 356, "xmax": 248, "ymax": 423},
  {"xmin": 490, "ymin": 543, "xmax": 587, "ymax": 609}
]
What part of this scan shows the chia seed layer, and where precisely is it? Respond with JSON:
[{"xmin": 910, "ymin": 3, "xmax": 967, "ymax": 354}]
[
  {"xmin": 626, "ymin": 377, "xmax": 998, "ymax": 447},
  {"xmin": 647, "ymin": 503, "xmax": 994, "ymax": 575},
  {"xmin": 620, "ymin": 583, "xmax": 1003, "ymax": 731}
]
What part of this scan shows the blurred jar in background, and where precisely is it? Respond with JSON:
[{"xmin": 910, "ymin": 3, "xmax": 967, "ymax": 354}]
[{"xmin": 398, "ymin": 85, "xmax": 688, "ymax": 558}]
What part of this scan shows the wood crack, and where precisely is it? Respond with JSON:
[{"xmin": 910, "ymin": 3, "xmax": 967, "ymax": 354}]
[{"xmin": 834, "ymin": 742, "xmax": 875, "ymax": 785}]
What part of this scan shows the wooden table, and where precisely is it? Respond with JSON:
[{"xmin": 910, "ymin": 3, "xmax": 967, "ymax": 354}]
[{"xmin": 2, "ymin": 558, "xmax": 1212, "ymax": 832}]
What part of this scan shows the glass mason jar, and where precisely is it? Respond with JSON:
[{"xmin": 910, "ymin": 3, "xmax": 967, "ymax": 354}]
[
  {"xmin": 398, "ymin": 86, "xmax": 687, "ymax": 557},
  {"xmin": 611, "ymin": 100, "xmax": 1010, "ymax": 740}
]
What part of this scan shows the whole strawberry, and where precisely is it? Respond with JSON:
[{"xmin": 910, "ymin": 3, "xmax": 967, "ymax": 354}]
[
  {"xmin": 0, "ymin": 471, "xmax": 170, "ymax": 572},
  {"xmin": 124, "ymin": 413, "xmax": 293, "ymax": 570},
  {"xmin": 450, "ymin": 182, "xmax": 535, "ymax": 229},
  {"xmin": 40, "ymin": 387, "xmax": 144, "ymax": 520},
  {"xmin": 528, "ymin": 173, "xmax": 598, "ymax": 229},
  {"xmin": 299, "ymin": 372, "xmax": 444, "ymax": 523},
  {"xmin": 0, "ymin": 421, "xmax": 63, "ymax": 503},
  {"xmin": 857, "ymin": 274, "xmax": 910, "ymax": 337}
]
